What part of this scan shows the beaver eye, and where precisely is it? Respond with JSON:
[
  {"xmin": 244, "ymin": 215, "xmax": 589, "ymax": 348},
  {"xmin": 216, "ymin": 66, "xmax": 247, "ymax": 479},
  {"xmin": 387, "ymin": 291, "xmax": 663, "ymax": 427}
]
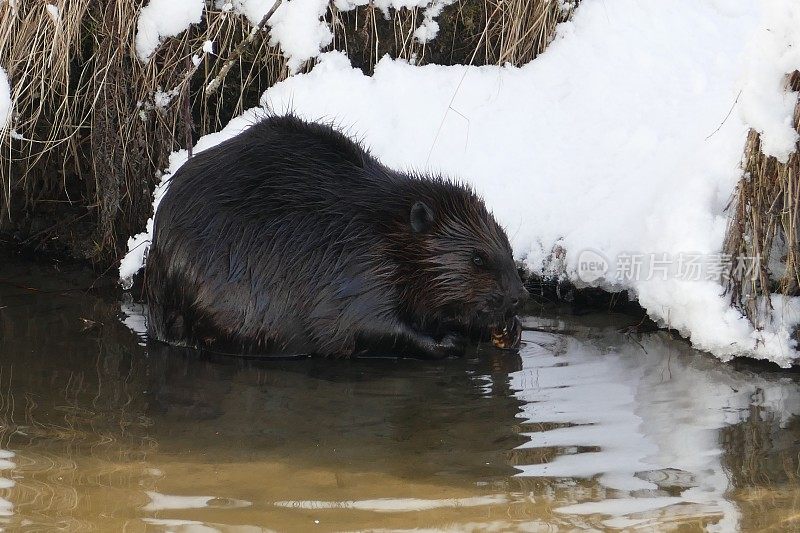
[{"xmin": 472, "ymin": 254, "xmax": 484, "ymax": 267}]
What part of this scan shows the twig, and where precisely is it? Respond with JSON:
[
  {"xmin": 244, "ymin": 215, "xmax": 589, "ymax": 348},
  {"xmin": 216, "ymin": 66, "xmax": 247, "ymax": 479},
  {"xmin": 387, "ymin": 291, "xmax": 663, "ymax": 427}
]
[
  {"xmin": 184, "ymin": 55, "xmax": 194, "ymax": 158},
  {"xmin": 205, "ymin": 0, "xmax": 283, "ymax": 95},
  {"xmin": 706, "ymin": 89, "xmax": 742, "ymax": 140}
]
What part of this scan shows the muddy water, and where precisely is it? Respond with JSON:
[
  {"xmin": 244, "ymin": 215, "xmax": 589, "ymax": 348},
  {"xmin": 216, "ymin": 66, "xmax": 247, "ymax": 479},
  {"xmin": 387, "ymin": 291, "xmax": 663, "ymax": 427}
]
[{"xmin": 0, "ymin": 254, "xmax": 798, "ymax": 532}]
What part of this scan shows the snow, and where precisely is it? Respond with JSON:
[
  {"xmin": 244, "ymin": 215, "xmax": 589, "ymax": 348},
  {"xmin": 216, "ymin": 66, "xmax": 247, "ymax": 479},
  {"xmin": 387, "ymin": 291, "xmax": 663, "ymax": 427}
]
[
  {"xmin": 413, "ymin": 0, "xmax": 454, "ymax": 44},
  {"xmin": 45, "ymin": 4, "xmax": 60, "ymax": 23},
  {"xmin": 738, "ymin": 0, "xmax": 800, "ymax": 162},
  {"xmin": 225, "ymin": 0, "xmax": 455, "ymax": 73},
  {"xmin": 153, "ymin": 88, "xmax": 179, "ymax": 110},
  {"xmin": 267, "ymin": 0, "xmax": 333, "ymax": 74},
  {"xmin": 135, "ymin": 0, "xmax": 205, "ymax": 62},
  {"xmin": 218, "ymin": 0, "xmax": 334, "ymax": 73},
  {"xmin": 223, "ymin": 0, "xmax": 273, "ymax": 26},
  {"xmin": 121, "ymin": 0, "xmax": 800, "ymax": 366},
  {"xmin": 138, "ymin": 0, "xmax": 454, "ymax": 73},
  {"xmin": 0, "ymin": 66, "xmax": 11, "ymax": 130}
]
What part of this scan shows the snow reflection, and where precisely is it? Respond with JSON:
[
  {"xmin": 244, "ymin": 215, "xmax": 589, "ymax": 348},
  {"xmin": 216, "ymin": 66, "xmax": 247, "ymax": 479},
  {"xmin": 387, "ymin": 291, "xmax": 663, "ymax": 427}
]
[{"xmin": 511, "ymin": 328, "xmax": 800, "ymax": 530}]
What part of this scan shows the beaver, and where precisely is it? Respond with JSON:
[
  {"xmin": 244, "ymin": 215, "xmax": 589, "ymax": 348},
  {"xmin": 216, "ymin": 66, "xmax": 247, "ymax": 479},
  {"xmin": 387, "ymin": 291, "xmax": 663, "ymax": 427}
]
[{"xmin": 145, "ymin": 114, "xmax": 528, "ymax": 358}]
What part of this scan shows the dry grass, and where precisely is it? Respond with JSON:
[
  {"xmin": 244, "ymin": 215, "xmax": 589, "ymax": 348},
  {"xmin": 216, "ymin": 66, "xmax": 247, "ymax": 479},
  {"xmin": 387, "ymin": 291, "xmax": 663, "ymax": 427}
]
[
  {"xmin": 724, "ymin": 71, "xmax": 800, "ymax": 327},
  {"xmin": 478, "ymin": 0, "xmax": 575, "ymax": 66},
  {"xmin": 0, "ymin": 0, "xmax": 574, "ymax": 265},
  {"xmin": 0, "ymin": 0, "xmax": 288, "ymax": 262},
  {"xmin": 0, "ymin": 0, "xmax": 91, "ymax": 210},
  {"xmin": 330, "ymin": 0, "xmax": 576, "ymax": 71}
]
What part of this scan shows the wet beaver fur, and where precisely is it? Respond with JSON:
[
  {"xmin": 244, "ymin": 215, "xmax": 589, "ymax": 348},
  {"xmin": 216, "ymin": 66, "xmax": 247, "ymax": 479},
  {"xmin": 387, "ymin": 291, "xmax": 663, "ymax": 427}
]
[{"xmin": 145, "ymin": 115, "xmax": 528, "ymax": 358}]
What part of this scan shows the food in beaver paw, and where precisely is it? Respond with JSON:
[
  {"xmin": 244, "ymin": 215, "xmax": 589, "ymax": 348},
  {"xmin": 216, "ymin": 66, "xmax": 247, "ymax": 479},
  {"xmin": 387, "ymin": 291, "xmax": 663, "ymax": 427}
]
[{"xmin": 491, "ymin": 316, "xmax": 522, "ymax": 350}]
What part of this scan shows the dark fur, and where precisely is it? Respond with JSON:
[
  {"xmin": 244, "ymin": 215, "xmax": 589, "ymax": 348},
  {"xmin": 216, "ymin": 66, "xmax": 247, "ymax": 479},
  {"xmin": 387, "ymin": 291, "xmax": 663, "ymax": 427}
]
[{"xmin": 145, "ymin": 115, "xmax": 527, "ymax": 358}]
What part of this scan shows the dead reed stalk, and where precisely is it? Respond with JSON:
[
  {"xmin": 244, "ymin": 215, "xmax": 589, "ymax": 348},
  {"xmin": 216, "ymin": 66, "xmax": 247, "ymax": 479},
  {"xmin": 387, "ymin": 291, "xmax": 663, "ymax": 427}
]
[
  {"xmin": 479, "ymin": 0, "xmax": 575, "ymax": 66},
  {"xmin": 724, "ymin": 71, "xmax": 800, "ymax": 327}
]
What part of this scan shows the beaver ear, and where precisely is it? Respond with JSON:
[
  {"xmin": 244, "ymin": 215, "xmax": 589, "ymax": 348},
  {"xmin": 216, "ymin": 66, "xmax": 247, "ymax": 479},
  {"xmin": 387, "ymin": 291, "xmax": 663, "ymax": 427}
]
[{"xmin": 410, "ymin": 201, "xmax": 434, "ymax": 233}]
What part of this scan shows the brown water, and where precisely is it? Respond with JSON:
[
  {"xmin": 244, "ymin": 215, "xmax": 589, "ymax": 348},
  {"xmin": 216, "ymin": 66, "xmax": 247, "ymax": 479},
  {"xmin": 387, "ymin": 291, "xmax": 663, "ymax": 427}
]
[{"xmin": 0, "ymin": 253, "xmax": 799, "ymax": 532}]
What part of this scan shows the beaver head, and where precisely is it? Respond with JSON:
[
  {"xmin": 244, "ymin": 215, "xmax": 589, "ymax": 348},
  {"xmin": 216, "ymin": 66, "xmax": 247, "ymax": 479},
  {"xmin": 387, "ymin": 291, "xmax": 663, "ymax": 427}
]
[{"xmin": 392, "ymin": 181, "xmax": 528, "ymax": 335}]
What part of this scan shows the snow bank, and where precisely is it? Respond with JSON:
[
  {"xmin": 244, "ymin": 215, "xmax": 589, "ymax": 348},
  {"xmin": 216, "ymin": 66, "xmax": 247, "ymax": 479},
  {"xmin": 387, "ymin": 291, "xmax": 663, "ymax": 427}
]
[
  {"xmin": 739, "ymin": 0, "xmax": 800, "ymax": 162},
  {"xmin": 0, "ymin": 67, "xmax": 11, "ymax": 130},
  {"xmin": 135, "ymin": 0, "xmax": 205, "ymax": 61},
  {"xmin": 121, "ymin": 0, "xmax": 800, "ymax": 366}
]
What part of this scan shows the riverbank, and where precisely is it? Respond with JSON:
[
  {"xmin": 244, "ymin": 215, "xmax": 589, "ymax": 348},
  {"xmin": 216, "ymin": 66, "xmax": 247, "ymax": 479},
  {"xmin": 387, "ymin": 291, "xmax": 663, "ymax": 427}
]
[
  {"xmin": 119, "ymin": 1, "xmax": 800, "ymax": 366},
  {"xmin": 3, "ymin": 0, "xmax": 800, "ymax": 366}
]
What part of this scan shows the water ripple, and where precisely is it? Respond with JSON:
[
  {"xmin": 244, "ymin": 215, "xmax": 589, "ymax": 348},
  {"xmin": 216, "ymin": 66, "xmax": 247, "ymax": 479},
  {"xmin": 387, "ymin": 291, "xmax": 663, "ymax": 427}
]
[{"xmin": 510, "ymin": 328, "xmax": 800, "ymax": 530}]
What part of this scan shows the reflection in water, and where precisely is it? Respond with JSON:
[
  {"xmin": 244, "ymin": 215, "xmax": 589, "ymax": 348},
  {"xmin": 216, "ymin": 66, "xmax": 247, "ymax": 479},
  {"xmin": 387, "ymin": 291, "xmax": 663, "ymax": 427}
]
[
  {"xmin": 0, "ymin": 254, "xmax": 798, "ymax": 531},
  {"xmin": 0, "ymin": 450, "xmax": 13, "ymax": 518},
  {"xmin": 272, "ymin": 495, "xmax": 511, "ymax": 512},
  {"xmin": 144, "ymin": 491, "xmax": 253, "ymax": 511},
  {"xmin": 510, "ymin": 325, "xmax": 800, "ymax": 530}
]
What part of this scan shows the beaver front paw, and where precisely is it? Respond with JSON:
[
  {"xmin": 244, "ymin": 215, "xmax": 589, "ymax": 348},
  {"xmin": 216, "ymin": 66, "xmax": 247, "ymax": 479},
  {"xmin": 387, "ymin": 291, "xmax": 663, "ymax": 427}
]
[
  {"xmin": 431, "ymin": 332, "xmax": 468, "ymax": 358},
  {"xmin": 392, "ymin": 323, "xmax": 469, "ymax": 359}
]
